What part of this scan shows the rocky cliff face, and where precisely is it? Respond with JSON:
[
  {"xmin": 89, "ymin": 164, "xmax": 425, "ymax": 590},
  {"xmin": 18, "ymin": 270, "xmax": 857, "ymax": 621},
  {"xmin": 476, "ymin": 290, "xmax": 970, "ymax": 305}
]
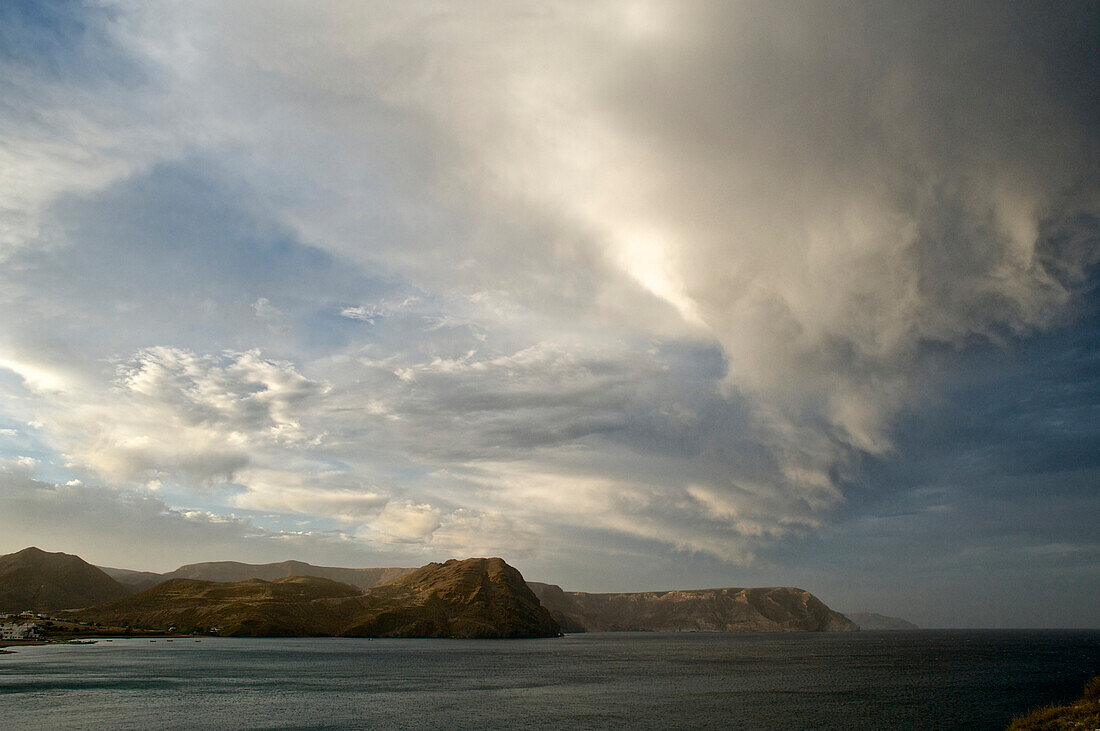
[
  {"xmin": 0, "ymin": 547, "xmax": 130, "ymax": 612},
  {"xmin": 527, "ymin": 582, "xmax": 857, "ymax": 633},
  {"xmin": 69, "ymin": 557, "xmax": 560, "ymax": 639}
]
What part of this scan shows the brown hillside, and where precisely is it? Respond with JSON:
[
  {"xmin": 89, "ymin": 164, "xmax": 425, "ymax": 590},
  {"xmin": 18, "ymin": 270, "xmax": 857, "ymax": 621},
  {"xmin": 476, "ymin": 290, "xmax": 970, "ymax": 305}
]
[
  {"xmin": 66, "ymin": 575, "xmax": 366, "ymax": 636},
  {"xmin": 0, "ymin": 547, "xmax": 130, "ymax": 613}
]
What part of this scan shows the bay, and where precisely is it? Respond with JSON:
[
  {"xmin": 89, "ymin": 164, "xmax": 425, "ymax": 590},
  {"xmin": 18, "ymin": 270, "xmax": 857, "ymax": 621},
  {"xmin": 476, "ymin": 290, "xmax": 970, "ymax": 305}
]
[{"xmin": 2, "ymin": 630, "xmax": 1098, "ymax": 729}]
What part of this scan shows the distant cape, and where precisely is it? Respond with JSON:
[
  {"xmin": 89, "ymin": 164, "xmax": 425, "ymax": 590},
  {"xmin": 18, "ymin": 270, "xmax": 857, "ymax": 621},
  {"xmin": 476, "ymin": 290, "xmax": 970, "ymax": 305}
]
[{"xmin": 840, "ymin": 612, "xmax": 919, "ymax": 631}]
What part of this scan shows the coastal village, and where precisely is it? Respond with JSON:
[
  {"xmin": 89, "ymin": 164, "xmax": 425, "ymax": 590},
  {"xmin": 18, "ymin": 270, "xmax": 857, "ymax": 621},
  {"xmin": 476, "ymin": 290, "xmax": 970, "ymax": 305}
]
[{"xmin": 1, "ymin": 611, "xmax": 49, "ymax": 640}]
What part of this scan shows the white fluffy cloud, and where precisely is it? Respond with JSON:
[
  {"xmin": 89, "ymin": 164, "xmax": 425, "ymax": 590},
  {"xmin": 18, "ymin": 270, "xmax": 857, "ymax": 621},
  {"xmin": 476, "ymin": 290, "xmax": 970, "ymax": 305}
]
[{"xmin": 6, "ymin": 347, "xmax": 327, "ymax": 485}]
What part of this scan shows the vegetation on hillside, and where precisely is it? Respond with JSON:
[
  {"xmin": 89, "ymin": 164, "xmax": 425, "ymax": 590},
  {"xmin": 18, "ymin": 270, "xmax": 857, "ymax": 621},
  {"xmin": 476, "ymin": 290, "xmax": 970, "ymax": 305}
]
[{"xmin": 1008, "ymin": 676, "xmax": 1100, "ymax": 730}]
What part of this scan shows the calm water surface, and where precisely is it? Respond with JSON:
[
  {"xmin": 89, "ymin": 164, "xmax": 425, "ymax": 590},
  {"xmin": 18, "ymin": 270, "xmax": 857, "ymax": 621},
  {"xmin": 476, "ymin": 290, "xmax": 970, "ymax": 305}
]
[{"xmin": 2, "ymin": 631, "xmax": 1098, "ymax": 729}]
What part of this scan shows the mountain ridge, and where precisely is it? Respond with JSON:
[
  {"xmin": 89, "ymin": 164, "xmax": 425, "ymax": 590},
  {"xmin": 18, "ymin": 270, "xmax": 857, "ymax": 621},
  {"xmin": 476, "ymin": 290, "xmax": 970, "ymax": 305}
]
[
  {"xmin": 98, "ymin": 560, "xmax": 415, "ymax": 591},
  {"xmin": 160, "ymin": 560, "xmax": 414, "ymax": 590}
]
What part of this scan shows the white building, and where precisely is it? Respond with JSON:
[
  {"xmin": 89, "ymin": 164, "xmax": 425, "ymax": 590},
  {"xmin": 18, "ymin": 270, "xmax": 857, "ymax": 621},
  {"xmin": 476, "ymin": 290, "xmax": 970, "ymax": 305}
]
[{"xmin": 0, "ymin": 623, "xmax": 42, "ymax": 640}]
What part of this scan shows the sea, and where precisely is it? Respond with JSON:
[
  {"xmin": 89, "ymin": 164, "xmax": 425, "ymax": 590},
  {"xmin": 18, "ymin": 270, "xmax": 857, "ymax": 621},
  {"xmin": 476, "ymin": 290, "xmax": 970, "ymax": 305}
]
[{"xmin": 2, "ymin": 630, "xmax": 1098, "ymax": 729}]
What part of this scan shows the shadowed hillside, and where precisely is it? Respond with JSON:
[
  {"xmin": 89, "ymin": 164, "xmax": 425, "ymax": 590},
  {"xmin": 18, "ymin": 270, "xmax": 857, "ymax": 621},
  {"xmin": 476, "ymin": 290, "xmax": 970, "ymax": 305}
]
[
  {"xmin": 67, "ymin": 557, "xmax": 560, "ymax": 639},
  {"xmin": 65, "ymin": 575, "xmax": 367, "ymax": 636},
  {"xmin": 99, "ymin": 566, "xmax": 165, "ymax": 592},
  {"xmin": 0, "ymin": 547, "xmax": 130, "ymax": 613},
  {"xmin": 527, "ymin": 582, "xmax": 857, "ymax": 633}
]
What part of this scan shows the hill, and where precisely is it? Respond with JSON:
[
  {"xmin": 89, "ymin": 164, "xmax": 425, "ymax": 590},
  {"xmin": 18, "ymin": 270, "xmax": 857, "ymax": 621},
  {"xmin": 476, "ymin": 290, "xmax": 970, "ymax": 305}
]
[
  {"xmin": 527, "ymin": 582, "xmax": 857, "ymax": 632},
  {"xmin": 842, "ymin": 612, "xmax": 919, "ymax": 630},
  {"xmin": 68, "ymin": 557, "xmax": 560, "ymax": 639},
  {"xmin": 97, "ymin": 560, "xmax": 415, "ymax": 591},
  {"xmin": 0, "ymin": 547, "xmax": 130, "ymax": 613},
  {"xmin": 381, "ymin": 558, "xmax": 559, "ymax": 639}
]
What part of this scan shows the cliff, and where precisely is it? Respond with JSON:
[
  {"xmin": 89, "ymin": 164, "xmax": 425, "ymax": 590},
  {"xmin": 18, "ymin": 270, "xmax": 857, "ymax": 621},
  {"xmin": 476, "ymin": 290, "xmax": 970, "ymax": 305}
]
[
  {"xmin": 0, "ymin": 547, "xmax": 130, "ymax": 613},
  {"xmin": 527, "ymin": 582, "xmax": 857, "ymax": 632},
  {"xmin": 67, "ymin": 557, "xmax": 560, "ymax": 639}
]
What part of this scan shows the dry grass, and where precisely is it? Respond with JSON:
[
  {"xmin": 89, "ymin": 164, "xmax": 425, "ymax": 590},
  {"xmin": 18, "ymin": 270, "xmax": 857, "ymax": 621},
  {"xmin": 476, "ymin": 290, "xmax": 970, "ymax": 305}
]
[{"xmin": 1008, "ymin": 676, "xmax": 1100, "ymax": 730}]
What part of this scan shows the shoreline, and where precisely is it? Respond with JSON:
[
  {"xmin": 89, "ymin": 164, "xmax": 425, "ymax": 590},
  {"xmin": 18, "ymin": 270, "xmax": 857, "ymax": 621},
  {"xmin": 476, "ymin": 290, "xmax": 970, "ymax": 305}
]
[
  {"xmin": 0, "ymin": 640, "xmax": 50, "ymax": 649},
  {"xmin": 1, "ymin": 633, "xmax": 192, "ymax": 650}
]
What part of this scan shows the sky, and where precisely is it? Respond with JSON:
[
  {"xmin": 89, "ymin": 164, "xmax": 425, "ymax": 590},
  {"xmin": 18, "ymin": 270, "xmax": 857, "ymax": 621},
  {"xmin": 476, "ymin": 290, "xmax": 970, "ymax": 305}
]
[{"xmin": 0, "ymin": 0, "xmax": 1097, "ymax": 628}]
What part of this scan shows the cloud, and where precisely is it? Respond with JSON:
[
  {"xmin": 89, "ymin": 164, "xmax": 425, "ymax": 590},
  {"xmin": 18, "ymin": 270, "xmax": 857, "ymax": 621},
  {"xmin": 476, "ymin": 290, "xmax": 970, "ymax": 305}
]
[
  {"xmin": 0, "ymin": 0, "xmax": 177, "ymax": 260},
  {"xmin": 340, "ymin": 306, "xmax": 379, "ymax": 323},
  {"xmin": 13, "ymin": 346, "xmax": 329, "ymax": 484},
  {"xmin": 0, "ymin": 467, "xmax": 379, "ymax": 572},
  {"xmin": 428, "ymin": 509, "xmax": 540, "ymax": 559},
  {"xmin": 0, "ymin": 0, "xmax": 1096, "ymax": 604},
  {"xmin": 115, "ymin": 0, "xmax": 1094, "ymax": 473},
  {"xmin": 371, "ymin": 501, "xmax": 443, "ymax": 544}
]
